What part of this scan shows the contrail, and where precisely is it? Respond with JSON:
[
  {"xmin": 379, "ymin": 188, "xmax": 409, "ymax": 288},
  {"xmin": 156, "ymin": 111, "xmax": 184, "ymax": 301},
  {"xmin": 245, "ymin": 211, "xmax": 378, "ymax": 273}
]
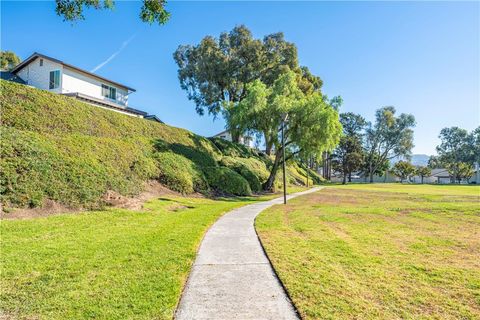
[{"xmin": 91, "ymin": 34, "xmax": 136, "ymax": 73}]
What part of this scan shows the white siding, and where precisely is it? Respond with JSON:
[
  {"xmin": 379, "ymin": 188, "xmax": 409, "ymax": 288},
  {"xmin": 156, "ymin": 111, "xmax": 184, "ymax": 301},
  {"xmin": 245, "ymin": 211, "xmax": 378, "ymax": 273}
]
[
  {"xmin": 61, "ymin": 67, "xmax": 129, "ymax": 106},
  {"xmin": 213, "ymin": 131, "xmax": 254, "ymax": 148},
  {"xmin": 16, "ymin": 57, "xmax": 63, "ymax": 94}
]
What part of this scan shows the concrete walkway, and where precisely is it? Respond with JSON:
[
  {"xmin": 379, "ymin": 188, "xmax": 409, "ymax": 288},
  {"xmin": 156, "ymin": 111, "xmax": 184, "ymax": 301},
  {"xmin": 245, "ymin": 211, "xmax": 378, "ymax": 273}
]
[{"xmin": 175, "ymin": 187, "xmax": 322, "ymax": 320}]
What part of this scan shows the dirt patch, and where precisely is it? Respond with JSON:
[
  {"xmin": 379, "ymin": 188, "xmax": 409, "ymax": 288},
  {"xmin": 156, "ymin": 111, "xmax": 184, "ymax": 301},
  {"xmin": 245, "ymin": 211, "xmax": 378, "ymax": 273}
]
[
  {"xmin": 1, "ymin": 181, "xmax": 202, "ymax": 220},
  {"xmin": 103, "ymin": 181, "xmax": 186, "ymax": 210},
  {"xmin": 0, "ymin": 311, "xmax": 39, "ymax": 320},
  {"xmin": 1, "ymin": 199, "xmax": 79, "ymax": 220}
]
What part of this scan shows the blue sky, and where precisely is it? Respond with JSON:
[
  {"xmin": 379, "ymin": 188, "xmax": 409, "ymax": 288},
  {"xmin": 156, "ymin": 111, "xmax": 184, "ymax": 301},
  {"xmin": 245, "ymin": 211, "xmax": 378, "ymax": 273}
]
[{"xmin": 1, "ymin": 1, "xmax": 479, "ymax": 155}]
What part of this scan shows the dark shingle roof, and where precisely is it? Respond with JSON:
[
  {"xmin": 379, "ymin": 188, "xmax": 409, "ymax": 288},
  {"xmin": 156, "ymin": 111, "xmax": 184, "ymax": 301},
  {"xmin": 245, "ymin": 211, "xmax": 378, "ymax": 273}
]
[{"xmin": 1, "ymin": 71, "xmax": 26, "ymax": 84}]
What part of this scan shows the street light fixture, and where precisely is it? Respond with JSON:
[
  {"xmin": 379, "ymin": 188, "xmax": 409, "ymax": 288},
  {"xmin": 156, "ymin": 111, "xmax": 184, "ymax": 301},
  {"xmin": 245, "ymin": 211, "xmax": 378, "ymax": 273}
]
[{"xmin": 281, "ymin": 113, "xmax": 289, "ymax": 204}]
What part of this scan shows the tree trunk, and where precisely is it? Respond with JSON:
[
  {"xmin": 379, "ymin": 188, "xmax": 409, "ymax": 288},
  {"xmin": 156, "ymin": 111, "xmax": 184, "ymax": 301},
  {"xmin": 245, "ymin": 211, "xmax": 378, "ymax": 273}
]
[
  {"xmin": 342, "ymin": 174, "xmax": 346, "ymax": 185},
  {"xmin": 369, "ymin": 162, "xmax": 374, "ymax": 183},
  {"xmin": 348, "ymin": 172, "xmax": 352, "ymax": 182},
  {"xmin": 421, "ymin": 176, "xmax": 424, "ymax": 184},
  {"xmin": 263, "ymin": 149, "xmax": 282, "ymax": 191},
  {"xmin": 230, "ymin": 129, "xmax": 241, "ymax": 144},
  {"xmin": 264, "ymin": 133, "xmax": 273, "ymax": 155}
]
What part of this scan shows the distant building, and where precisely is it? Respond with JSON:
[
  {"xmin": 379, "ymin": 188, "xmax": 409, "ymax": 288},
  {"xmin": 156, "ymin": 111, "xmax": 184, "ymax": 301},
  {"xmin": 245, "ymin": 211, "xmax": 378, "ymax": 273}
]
[
  {"xmin": 212, "ymin": 130, "xmax": 254, "ymax": 148},
  {"xmin": 7, "ymin": 52, "xmax": 162, "ymax": 122}
]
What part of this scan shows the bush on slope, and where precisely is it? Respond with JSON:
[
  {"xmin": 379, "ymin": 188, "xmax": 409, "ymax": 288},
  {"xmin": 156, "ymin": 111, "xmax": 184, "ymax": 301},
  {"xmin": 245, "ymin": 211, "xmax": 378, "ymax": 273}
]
[{"xmin": 0, "ymin": 80, "xmax": 320, "ymax": 208}]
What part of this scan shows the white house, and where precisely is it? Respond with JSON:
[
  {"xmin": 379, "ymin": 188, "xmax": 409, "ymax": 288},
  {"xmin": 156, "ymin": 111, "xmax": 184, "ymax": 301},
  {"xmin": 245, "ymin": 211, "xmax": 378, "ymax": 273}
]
[
  {"xmin": 212, "ymin": 130, "xmax": 254, "ymax": 148},
  {"xmin": 10, "ymin": 52, "xmax": 161, "ymax": 121}
]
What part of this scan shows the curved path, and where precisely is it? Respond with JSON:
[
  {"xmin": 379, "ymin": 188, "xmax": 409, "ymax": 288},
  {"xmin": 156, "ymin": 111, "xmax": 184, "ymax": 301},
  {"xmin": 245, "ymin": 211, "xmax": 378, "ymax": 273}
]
[{"xmin": 175, "ymin": 187, "xmax": 322, "ymax": 320}]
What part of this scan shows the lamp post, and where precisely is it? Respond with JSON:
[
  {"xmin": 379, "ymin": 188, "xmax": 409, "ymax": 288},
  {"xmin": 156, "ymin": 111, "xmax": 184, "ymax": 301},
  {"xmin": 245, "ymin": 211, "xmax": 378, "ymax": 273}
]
[{"xmin": 281, "ymin": 114, "xmax": 289, "ymax": 204}]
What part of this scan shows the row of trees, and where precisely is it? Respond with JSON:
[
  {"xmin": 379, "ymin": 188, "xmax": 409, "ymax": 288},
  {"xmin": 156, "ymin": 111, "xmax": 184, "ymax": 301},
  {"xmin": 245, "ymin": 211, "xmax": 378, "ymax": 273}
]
[
  {"xmin": 391, "ymin": 161, "xmax": 429, "ymax": 183},
  {"xmin": 429, "ymin": 126, "xmax": 479, "ymax": 183},
  {"xmin": 331, "ymin": 122, "xmax": 479, "ymax": 184},
  {"xmin": 174, "ymin": 26, "xmax": 342, "ymax": 190},
  {"xmin": 330, "ymin": 108, "xmax": 416, "ymax": 184}
]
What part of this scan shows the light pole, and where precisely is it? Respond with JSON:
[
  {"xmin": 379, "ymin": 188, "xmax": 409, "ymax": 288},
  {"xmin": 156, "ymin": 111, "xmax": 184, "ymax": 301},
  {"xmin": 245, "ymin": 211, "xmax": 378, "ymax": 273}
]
[{"xmin": 281, "ymin": 114, "xmax": 288, "ymax": 204}]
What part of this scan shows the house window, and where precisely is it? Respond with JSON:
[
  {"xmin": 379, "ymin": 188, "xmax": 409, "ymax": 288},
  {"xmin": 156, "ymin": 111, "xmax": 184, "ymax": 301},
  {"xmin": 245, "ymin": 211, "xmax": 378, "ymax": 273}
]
[
  {"xmin": 102, "ymin": 84, "xmax": 117, "ymax": 100},
  {"xmin": 49, "ymin": 70, "xmax": 60, "ymax": 89},
  {"xmin": 39, "ymin": 59, "xmax": 43, "ymax": 66}
]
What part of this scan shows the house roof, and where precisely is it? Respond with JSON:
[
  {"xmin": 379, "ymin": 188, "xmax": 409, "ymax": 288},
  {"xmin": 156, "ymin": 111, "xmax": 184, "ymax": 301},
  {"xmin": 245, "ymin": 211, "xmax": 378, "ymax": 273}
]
[
  {"xmin": 63, "ymin": 92, "xmax": 147, "ymax": 116},
  {"xmin": 144, "ymin": 115, "xmax": 164, "ymax": 123},
  {"xmin": 213, "ymin": 130, "xmax": 229, "ymax": 137},
  {"xmin": 11, "ymin": 52, "xmax": 136, "ymax": 92},
  {"xmin": 430, "ymin": 168, "xmax": 450, "ymax": 177},
  {"xmin": 0, "ymin": 71, "xmax": 26, "ymax": 84}
]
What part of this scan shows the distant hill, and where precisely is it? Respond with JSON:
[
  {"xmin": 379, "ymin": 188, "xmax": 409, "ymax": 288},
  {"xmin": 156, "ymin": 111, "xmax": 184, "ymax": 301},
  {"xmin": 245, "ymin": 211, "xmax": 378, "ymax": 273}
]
[
  {"xmin": 390, "ymin": 154, "xmax": 431, "ymax": 167},
  {"xmin": 411, "ymin": 154, "xmax": 430, "ymax": 166}
]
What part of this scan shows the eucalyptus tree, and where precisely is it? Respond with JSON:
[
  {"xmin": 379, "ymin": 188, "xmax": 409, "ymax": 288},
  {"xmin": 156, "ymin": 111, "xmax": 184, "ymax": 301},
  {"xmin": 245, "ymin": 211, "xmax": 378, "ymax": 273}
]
[
  {"xmin": 363, "ymin": 107, "xmax": 416, "ymax": 183},
  {"xmin": 174, "ymin": 25, "xmax": 321, "ymax": 145},
  {"xmin": 55, "ymin": 0, "xmax": 170, "ymax": 24},
  {"xmin": 231, "ymin": 70, "xmax": 341, "ymax": 191}
]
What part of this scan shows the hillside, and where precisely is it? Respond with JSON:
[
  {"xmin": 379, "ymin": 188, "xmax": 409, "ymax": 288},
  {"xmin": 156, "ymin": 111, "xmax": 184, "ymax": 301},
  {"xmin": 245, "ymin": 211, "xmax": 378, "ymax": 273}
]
[{"xmin": 0, "ymin": 80, "xmax": 320, "ymax": 210}]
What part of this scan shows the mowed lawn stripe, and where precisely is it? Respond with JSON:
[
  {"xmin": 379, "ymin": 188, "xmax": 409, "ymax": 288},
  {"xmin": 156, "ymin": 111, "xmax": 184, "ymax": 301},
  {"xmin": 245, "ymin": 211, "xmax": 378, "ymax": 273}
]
[
  {"xmin": 255, "ymin": 184, "xmax": 480, "ymax": 320},
  {"xmin": 1, "ymin": 194, "xmax": 285, "ymax": 320}
]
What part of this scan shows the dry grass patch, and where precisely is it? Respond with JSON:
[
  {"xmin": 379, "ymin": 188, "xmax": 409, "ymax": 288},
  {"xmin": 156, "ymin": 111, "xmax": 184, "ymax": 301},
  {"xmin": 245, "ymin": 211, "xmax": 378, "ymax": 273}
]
[{"xmin": 256, "ymin": 184, "xmax": 480, "ymax": 319}]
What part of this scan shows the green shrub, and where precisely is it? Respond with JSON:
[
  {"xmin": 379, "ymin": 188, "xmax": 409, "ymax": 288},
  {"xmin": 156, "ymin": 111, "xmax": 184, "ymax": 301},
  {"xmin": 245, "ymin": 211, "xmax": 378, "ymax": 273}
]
[
  {"xmin": 154, "ymin": 152, "xmax": 208, "ymax": 194},
  {"xmin": 0, "ymin": 80, "xmax": 317, "ymax": 208},
  {"xmin": 220, "ymin": 156, "xmax": 269, "ymax": 192},
  {"xmin": 203, "ymin": 166, "xmax": 252, "ymax": 196},
  {"xmin": 0, "ymin": 128, "xmax": 163, "ymax": 208}
]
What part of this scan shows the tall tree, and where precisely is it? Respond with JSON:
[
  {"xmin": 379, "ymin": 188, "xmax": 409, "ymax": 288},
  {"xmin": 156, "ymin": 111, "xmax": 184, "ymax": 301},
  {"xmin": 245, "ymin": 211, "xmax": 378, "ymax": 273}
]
[
  {"xmin": 0, "ymin": 51, "xmax": 20, "ymax": 71},
  {"xmin": 174, "ymin": 25, "xmax": 321, "ymax": 146},
  {"xmin": 363, "ymin": 107, "xmax": 416, "ymax": 182},
  {"xmin": 55, "ymin": 0, "xmax": 170, "ymax": 24},
  {"xmin": 427, "ymin": 155, "xmax": 444, "ymax": 169},
  {"xmin": 331, "ymin": 112, "xmax": 367, "ymax": 184},
  {"xmin": 332, "ymin": 137, "xmax": 364, "ymax": 184},
  {"xmin": 231, "ymin": 70, "xmax": 341, "ymax": 190}
]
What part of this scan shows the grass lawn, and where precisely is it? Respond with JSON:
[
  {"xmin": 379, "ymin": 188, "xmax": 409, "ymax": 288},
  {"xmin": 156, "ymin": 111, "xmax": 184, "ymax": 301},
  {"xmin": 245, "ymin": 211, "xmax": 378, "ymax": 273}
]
[
  {"xmin": 1, "ymin": 190, "xmax": 302, "ymax": 320},
  {"xmin": 256, "ymin": 184, "xmax": 480, "ymax": 319}
]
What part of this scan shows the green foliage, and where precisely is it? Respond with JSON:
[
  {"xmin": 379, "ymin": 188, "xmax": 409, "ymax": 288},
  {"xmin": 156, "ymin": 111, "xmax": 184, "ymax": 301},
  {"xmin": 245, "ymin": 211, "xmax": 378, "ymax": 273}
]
[
  {"xmin": 331, "ymin": 112, "xmax": 367, "ymax": 184},
  {"xmin": 392, "ymin": 160, "xmax": 416, "ymax": 182},
  {"xmin": 432, "ymin": 127, "xmax": 479, "ymax": 183},
  {"xmin": 203, "ymin": 166, "xmax": 252, "ymax": 196},
  {"xmin": 364, "ymin": 107, "xmax": 416, "ymax": 182},
  {"xmin": 154, "ymin": 152, "xmax": 208, "ymax": 194},
  {"xmin": 1, "ymin": 80, "xmax": 314, "ymax": 208},
  {"xmin": 415, "ymin": 166, "xmax": 432, "ymax": 184},
  {"xmin": 0, "ymin": 50, "xmax": 20, "ymax": 70},
  {"xmin": 434, "ymin": 127, "xmax": 479, "ymax": 182},
  {"xmin": 447, "ymin": 162, "xmax": 475, "ymax": 183},
  {"xmin": 0, "ymin": 128, "xmax": 158, "ymax": 208},
  {"xmin": 209, "ymin": 137, "xmax": 260, "ymax": 158},
  {"xmin": 55, "ymin": 0, "xmax": 170, "ymax": 24},
  {"xmin": 174, "ymin": 25, "xmax": 321, "ymax": 141},
  {"xmin": 220, "ymin": 156, "xmax": 269, "ymax": 192},
  {"xmin": 234, "ymin": 70, "xmax": 341, "ymax": 190}
]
